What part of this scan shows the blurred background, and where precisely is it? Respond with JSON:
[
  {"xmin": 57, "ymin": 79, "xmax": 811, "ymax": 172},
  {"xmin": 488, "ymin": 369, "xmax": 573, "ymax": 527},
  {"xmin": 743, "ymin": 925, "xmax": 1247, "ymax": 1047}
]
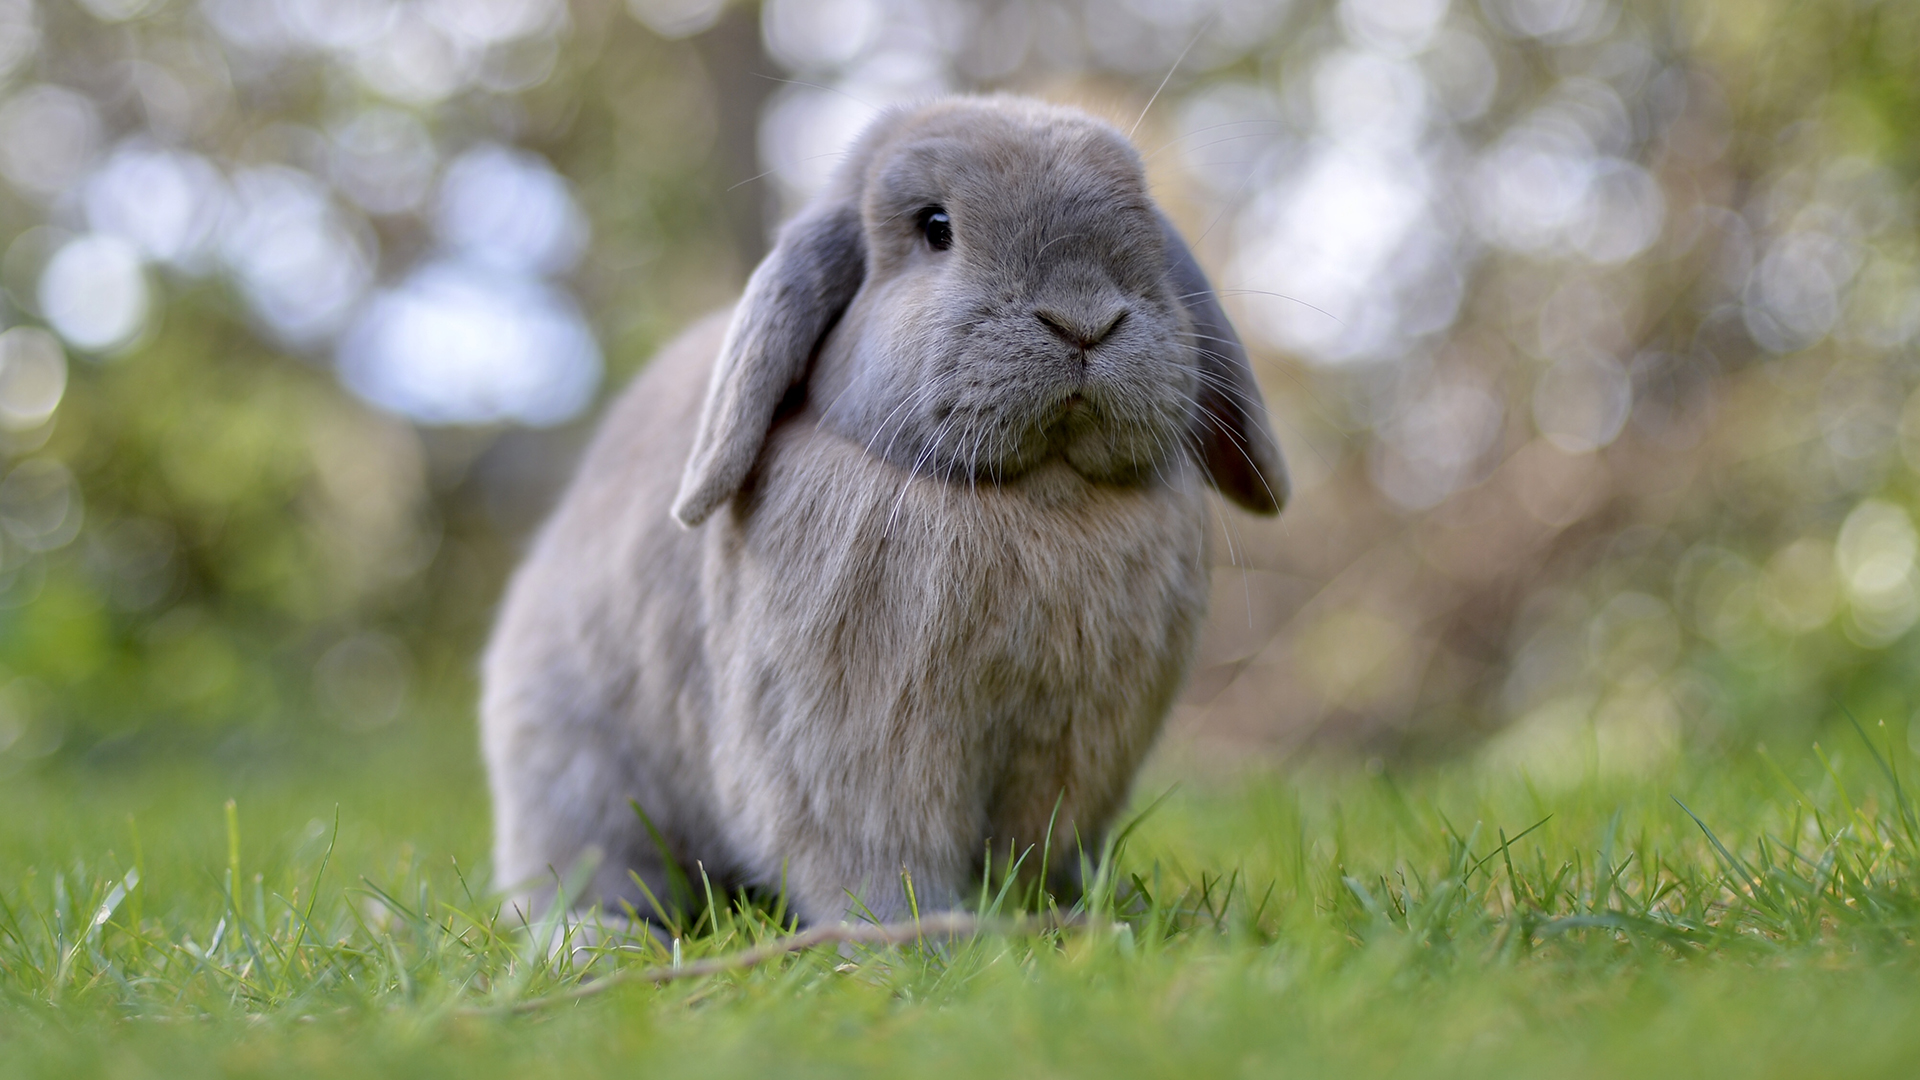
[{"xmin": 0, "ymin": 0, "xmax": 1915, "ymax": 783}]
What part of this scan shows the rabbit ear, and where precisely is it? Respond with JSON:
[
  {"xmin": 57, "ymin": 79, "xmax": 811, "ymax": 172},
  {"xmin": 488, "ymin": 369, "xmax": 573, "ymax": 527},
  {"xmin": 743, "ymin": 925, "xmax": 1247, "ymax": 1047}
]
[
  {"xmin": 672, "ymin": 204, "xmax": 867, "ymax": 527},
  {"xmin": 1160, "ymin": 212, "xmax": 1288, "ymax": 516}
]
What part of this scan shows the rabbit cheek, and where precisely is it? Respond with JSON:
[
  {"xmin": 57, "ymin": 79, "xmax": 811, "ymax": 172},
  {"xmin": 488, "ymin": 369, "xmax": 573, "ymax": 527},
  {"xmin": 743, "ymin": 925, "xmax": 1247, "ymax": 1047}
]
[{"xmin": 812, "ymin": 289, "xmax": 960, "ymax": 471}]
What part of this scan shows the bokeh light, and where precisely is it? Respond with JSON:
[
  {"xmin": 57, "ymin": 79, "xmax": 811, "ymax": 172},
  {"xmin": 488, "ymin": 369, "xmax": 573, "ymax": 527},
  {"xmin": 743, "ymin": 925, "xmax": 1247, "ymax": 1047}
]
[
  {"xmin": 219, "ymin": 167, "xmax": 375, "ymax": 346},
  {"xmin": 315, "ymin": 630, "xmax": 412, "ymax": 729},
  {"xmin": 627, "ymin": 0, "xmax": 728, "ymax": 39},
  {"xmin": 338, "ymin": 261, "xmax": 600, "ymax": 426},
  {"xmin": 0, "ymin": 459, "xmax": 81, "ymax": 554},
  {"xmin": 0, "ymin": 0, "xmax": 1913, "ymax": 765},
  {"xmin": 0, "ymin": 0, "xmax": 37, "ymax": 84},
  {"xmin": 83, "ymin": 142, "xmax": 229, "ymax": 270},
  {"xmin": 329, "ymin": 109, "xmax": 439, "ymax": 217},
  {"xmin": 0, "ymin": 328, "xmax": 66, "ymax": 431},
  {"xmin": 0, "ymin": 85, "xmax": 99, "ymax": 202},
  {"xmin": 434, "ymin": 144, "xmax": 588, "ymax": 277},
  {"xmin": 38, "ymin": 235, "xmax": 150, "ymax": 353}
]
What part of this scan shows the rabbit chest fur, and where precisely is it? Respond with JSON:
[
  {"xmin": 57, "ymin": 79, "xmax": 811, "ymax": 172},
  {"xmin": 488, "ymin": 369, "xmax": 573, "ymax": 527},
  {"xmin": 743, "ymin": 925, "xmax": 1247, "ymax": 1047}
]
[
  {"xmin": 484, "ymin": 314, "xmax": 1210, "ymax": 924},
  {"xmin": 706, "ymin": 394, "xmax": 1212, "ymax": 922},
  {"xmin": 482, "ymin": 97, "xmax": 1285, "ymax": 928}
]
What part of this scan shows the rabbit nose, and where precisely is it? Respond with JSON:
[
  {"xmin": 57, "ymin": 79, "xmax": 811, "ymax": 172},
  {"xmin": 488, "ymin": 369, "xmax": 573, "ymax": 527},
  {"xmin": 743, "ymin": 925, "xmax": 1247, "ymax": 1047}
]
[{"xmin": 1034, "ymin": 306, "xmax": 1127, "ymax": 350}]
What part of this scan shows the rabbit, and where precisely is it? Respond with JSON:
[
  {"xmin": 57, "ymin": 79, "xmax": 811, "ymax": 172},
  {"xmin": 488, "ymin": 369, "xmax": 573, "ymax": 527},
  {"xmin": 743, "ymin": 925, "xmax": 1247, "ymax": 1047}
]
[{"xmin": 480, "ymin": 96, "xmax": 1286, "ymax": 929}]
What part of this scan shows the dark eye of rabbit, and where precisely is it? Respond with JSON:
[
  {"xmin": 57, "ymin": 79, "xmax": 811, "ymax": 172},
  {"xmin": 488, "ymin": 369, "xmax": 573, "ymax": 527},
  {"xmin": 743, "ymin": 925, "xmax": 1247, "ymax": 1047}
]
[{"xmin": 918, "ymin": 207, "xmax": 952, "ymax": 251}]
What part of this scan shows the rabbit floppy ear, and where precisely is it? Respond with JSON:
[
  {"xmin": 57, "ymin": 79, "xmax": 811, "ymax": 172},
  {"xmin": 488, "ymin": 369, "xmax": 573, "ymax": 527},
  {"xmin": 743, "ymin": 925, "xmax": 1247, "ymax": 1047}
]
[
  {"xmin": 672, "ymin": 204, "xmax": 867, "ymax": 527},
  {"xmin": 1159, "ymin": 212, "xmax": 1289, "ymax": 516}
]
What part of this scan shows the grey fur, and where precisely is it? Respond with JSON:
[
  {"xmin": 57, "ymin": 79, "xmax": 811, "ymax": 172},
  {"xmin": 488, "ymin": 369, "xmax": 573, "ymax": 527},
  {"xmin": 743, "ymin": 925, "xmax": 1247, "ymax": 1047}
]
[{"xmin": 482, "ymin": 97, "xmax": 1286, "ymax": 926}]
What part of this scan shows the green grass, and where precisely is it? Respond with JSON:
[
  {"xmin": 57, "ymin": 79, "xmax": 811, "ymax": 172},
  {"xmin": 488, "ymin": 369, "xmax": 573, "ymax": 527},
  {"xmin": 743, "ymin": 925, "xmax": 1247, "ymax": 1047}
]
[{"xmin": 3, "ymin": 719, "xmax": 1919, "ymax": 1079}]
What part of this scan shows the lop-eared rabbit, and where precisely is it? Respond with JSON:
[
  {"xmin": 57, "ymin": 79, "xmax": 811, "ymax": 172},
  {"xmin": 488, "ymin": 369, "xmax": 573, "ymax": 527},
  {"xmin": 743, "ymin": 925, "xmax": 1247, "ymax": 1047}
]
[{"xmin": 482, "ymin": 96, "xmax": 1286, "ymax": 928}]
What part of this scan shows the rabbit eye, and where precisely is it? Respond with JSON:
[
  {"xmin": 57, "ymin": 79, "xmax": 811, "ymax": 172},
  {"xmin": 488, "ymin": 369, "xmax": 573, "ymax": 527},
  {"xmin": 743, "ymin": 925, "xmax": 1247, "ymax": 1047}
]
[{"xmin": 919, "ymin": 207, "xmax": 953, "ymax": 251}]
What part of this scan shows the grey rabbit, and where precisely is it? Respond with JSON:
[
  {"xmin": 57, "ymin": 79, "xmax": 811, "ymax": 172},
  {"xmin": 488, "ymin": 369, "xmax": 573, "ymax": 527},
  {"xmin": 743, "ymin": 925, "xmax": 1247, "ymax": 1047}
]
[{"xmin": 481, "ymin": 96, "xmax": 1286, "ymax": 928}]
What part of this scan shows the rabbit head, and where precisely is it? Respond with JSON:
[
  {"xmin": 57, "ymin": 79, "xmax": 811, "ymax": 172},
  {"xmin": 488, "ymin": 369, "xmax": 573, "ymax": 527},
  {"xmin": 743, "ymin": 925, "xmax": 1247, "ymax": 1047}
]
[{"xmin": 671, "ymin": 96, "xmax": 1286, "ymax": 527}]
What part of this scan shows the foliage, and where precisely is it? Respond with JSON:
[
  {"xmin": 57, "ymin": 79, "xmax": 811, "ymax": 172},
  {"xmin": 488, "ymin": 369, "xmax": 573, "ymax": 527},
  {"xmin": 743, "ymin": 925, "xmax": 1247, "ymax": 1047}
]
[
  {"xmin": 0, "ymin": 0, "xmax": 1908, "ymax": 767},
  {"xmin": 0, "ymin": 0, "xmax": 772, "ymax": 755}
]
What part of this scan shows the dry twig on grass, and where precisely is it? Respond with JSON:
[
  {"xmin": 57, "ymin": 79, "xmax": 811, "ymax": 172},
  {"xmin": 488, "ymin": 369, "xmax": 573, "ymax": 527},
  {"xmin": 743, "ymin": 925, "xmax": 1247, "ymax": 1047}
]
[{"xmin": 465, "ymin": 911, "xmax": 1081, "ymax": 1016}]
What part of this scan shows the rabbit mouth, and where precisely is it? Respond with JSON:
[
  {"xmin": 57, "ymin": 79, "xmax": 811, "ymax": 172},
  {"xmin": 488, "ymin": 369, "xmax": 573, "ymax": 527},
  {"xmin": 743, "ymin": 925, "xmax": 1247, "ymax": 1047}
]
[
  {"xmin": 1043, "ymin": 390, "xmax": 1100, "ymax": 441},
  {"xmin": 921, "ymin": 387, "xmax": 1170, "ymax": 487},
  {"xmin": 1037, "ymin": 391, "xmax": 1130, "ymax": 463},
  {"xmin": 944, "ymin": 394, "xmax": 1102, "ymax": 480},
  {"xmin": 1050, "ymin": 385, "xmax": 1095, "ymax": 418}
]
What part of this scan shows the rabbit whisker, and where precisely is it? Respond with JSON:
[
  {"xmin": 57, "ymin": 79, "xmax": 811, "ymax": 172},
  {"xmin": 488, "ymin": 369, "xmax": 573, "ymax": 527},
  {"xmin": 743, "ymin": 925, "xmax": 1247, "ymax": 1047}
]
[
  {"xmin": 727, "ymin": 166, "xmax": 780, "ymax": 193},
  {"xmin": 751, "ymin": 72, "xmax": 879, "ymax": 112},
  {"xmin": 1181, "ymin": 335, "xmax": 1342, "ymax": 455},
  {"xmin": 1034, "ymin": 231, "xmax": 1087, "ymax": 262},
  {"xmin": 1143, "ymin": 121, "xmax": 1287, "ymax": 162},
  {"xmin": 1183, "ymin": 391, "xmax": 1287, "ymax": 513},
  {"xmin": 863, "ymin": 369, "xmax": 962, "ymax": 464},
  {"xmin": 1130, "ymin": 14, "xmax": 1214, "ymax": 139},
  {"xmin": 884, "ymin": 415, "xmax": 954, "ymax": 540},
  {"xmin": 965, "ymin": 414, "xmax": 990, "ymax": 495},
  {"xmin": 1179, "ymin": 287, "xmax": 1341, "ymax": 323},
  {"xmin": 1184, "ymin": 360, "xmax": 1272, "ymax": 423},
  {"xmin": 1191, "ymin": 150, "xmax": 1262, "ymax": 246}
]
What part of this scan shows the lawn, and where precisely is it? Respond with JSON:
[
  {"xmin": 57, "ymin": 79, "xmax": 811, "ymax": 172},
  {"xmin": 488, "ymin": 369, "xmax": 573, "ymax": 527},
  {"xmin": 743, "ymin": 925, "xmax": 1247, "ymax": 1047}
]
[{"xmin": 3, "ymin": 714, "xmax": 1919, "ymax": 1079}]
